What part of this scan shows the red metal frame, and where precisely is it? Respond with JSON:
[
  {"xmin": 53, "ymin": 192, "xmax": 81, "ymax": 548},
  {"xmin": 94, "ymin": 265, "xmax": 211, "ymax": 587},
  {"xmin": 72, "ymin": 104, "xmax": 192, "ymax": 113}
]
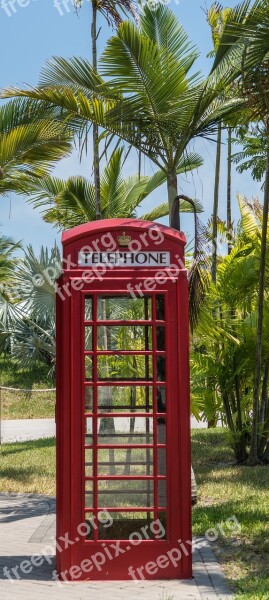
[{"xmin": 56, "ymin": 219, "xmax": 191, "ymax": 581}]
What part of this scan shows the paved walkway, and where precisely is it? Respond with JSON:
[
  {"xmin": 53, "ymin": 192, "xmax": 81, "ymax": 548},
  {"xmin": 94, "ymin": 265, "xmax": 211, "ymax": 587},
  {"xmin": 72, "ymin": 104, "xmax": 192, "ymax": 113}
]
[
  {"xmin": 0, "ymin": 419, "xmax": 56, "ymax": 443},
  {"xmin": 0, "ymin": 417, "xmax": 211, "ymax": 444},
  {"xmin": 0, "ymin": 493, "xmax": 234, "ymax": 599}
]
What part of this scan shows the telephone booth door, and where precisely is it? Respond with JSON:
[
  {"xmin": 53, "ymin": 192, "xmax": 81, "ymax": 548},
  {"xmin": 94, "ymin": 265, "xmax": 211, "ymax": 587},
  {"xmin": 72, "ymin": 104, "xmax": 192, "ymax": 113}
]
[{"xmin": 56, "ymin": 220, "xmax": 191, "ymax": 581}]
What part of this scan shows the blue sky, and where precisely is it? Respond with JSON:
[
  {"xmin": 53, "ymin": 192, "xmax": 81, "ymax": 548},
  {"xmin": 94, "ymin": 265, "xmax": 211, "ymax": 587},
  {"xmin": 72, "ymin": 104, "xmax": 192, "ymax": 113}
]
[{"xmin": 0, "ymin": 0, "xmax": 262, "ymax": 252}]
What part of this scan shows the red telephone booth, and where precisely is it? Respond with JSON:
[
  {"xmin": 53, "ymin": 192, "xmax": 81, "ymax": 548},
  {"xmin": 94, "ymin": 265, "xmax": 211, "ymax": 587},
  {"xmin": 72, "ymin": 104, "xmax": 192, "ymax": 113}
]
[{"xmin": 56, "ymin": 219, "xmax": 191, "ymax": 581}]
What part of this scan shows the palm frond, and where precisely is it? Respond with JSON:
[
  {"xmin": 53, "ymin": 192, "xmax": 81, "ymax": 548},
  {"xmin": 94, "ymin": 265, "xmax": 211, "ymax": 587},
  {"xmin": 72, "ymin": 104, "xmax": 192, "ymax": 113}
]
[
  {"xmin": 0, "ymin": 234, "xmax": 21, "ymax": 285},
  {"xmin": 14, "ymin": 245, "xmax": 61, "ymax": 321},
  {"xmin": 238, "ymin": 194, "xmax": 260, "ymax": 239},
  {"xmin": 74, "ymin": 0, "xmax": 139, "ymax": 25},
  {"xmin": 141, "ymin": 197, "xmax": 203, "ymax": 222},
  {"xmin": 140, "ymin": 4, "xmax": 199, "ymax": 72},
  {"xmin": 0, "ymin": 100, "xmax": 72, "ymax": 195}
]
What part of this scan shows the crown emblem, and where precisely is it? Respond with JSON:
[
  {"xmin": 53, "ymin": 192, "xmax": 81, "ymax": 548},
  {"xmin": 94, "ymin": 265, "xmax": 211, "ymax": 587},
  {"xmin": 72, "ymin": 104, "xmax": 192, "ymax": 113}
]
[{"xmin": 117, "ymin": 232, "xmax": 132, "ymax": 247}]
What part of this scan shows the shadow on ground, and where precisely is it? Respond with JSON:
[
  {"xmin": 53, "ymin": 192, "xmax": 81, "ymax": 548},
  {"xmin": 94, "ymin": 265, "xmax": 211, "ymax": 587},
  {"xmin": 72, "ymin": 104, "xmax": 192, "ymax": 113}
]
[
  {"xmin": 0, "ymin": 495, "xmax": 55, "ymax": 524},
  {"xmin": 0, "ymin": 555, "xmax": 56, "ymax": 581}
]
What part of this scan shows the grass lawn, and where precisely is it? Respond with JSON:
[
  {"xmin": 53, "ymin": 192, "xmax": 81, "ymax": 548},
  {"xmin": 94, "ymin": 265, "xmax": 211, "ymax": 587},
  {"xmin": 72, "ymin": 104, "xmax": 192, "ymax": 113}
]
[
  {"xmin": 192, "ymin": 428, "xmax": 269, "ymax": 599},
  {"xmin": 0, "ymin": 428, "xmax": 268, "ymax": 598},
  {"xmin": 0, "ymin": 437, "xmax": 56, "ymax": 495},
  {"xmin": 0, "ymin": 355, "xmax": 55, "ymax": 419}
]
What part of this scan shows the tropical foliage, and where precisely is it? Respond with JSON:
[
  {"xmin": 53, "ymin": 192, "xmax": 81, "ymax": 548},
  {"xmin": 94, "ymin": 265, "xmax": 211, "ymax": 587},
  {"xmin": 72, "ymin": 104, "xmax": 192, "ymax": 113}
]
[
  {"xmin": 233, "ymin": 124, "xmax": 268, "ymax": 183},
  {"xmin": 0, "ymin": 234, "xmax": 20, "ymax": 285},
  {"xmin": 0, "ymin": 245, "xmax": 60, "ymax": 372},
  {"xmin": 0, "ymin": 99, "xmax": 72, "ymax": 195},
  {"xmin": 192, "ymin": 195, "xmax": 269, "ymax": 462},
  {"xmin": 27, "ymin": 148, "xmax": 202, "ymax": 229}
]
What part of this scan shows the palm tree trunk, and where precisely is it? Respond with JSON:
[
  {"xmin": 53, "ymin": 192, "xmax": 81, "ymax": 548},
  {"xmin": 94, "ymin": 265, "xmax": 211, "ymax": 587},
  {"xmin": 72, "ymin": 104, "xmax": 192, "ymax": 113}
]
[
  {"xmin": 227, "ymin": 126, "xmax": 232, "ymax": 255},
  {"xmin": 212, "ymin": 123, "xmax": 222, "ymax": 282},
  {"xmin": 209, "ymin": 125, "xmax": 222, "ymax": 429},
  {"xmin": 248, "ymin": 137, "xmax": 269, "ymax": 465},
  {"xmin": 91, "ymin": 1, "xmax": 101, "ymax": 220},
  {"xmin": 258, "ymin": 358, "xmax": 269, "ymax": 458},
  {"xmin": 167, "ymin": 168, "xmax": 179, "ymax": 230},
  {"xmin": 138, "ymin": 150, "xmax": 142, "ymax": 181}
]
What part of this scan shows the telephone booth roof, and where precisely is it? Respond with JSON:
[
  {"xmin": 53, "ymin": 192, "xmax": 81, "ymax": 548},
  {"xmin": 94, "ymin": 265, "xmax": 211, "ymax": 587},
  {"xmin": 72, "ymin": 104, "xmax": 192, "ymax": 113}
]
[{"xmin": 62, "ymin": 218, "xmax": 187, "ymax": 247}]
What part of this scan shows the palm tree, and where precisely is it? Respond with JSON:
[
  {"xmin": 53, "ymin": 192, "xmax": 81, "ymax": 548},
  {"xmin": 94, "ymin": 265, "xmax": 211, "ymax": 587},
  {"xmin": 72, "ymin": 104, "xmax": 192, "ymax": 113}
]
[
  {"xmin": 227, "ymin": 125, "xmax": 232, "ymax": 253},
  {"xmin": 0, "ymin": 234, "xmax": 22, "ymax": 353},
  {"xmin": 206, "ymin": 3, "xmax": 237, "ymax": 271},
  {"xmin": 0, "ymin": 245, "xmax": 60, "ymax": 370},
  {"xmin": 207, "ymin": 3, "xmax": 223, "ymax": 281},
  {"xmin": 27, "ymin": 147, "xmax": 203, "ymax": 229},
  {"xmin": 232, "ymin": 123, "xmax": 268, "ymax": 182},
  {"xmin": 211, "ymin": 123, "xmax": 222, "ymax": 281},
  {"xmin": 2, "ymin": 5, "xmax": 244, "ymax": 230},
  {"xmin": 0, "ymin": 99, "xmax": 72, "ymax": 196},
  {"xmin": 0, "ymin": 234, "xmax": 20, "ymax": 285},
  {"xmin": 74, "ymin": 0, "xmax": 139, "ymax": 220}
]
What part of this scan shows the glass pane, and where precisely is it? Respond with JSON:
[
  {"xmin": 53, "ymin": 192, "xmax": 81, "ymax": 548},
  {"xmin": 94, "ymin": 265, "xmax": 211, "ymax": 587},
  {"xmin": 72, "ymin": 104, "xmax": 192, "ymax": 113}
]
[
  {"xmin": 85, "ymin": 297, "xmax": 93, "ymax": 321},
  {"xmin": 98, "ymin": 296, "xmax": 152, "ymax": 321},
  {"xmin": 97, "ymin": 417, "xmax": 153, "ymax": 445},
  {"xmin": 96, "ymin": 511, "xmax": 166, "ymax": 541},
  {"xmin": 98, "ymin": 480, "xmax": 154, "ymax": 508},
  {"xmin": 156, "ymin": 356, "xmax": 165, "ymax": 381},
  {"xmin": 97, "ymin": 325, "xmax": 152, "ymax": 351},
  {"xmin": 156, "ymin": 326, "xmax": 165, "ymax": 351},
  {"xmin": 97, "ymin": 386, "xmax": 153, "ymax": 413},
  {"xmin": 157, "ymin": 422, "xmax": 166, "ymax": 444},
  {"xmin": 85, "ymin": 327, "xmax": 92, "ymax": 351},
  {"xmin": 85, "ymin": 418, "xmax": 93, "ymax": 445},
  {"xmin": 98, "ymin": 448, "xmax": 153, "ymax": 476},
  {"xmin": 158, "ymin": 480, "xmax": 167, "ymax": 508},
  {"xmin": 158, "ymin": 448, "xmax": 166, "ymax": 476},
  {"xmin": 85, "ymin": 449, "xmax": 93, "ymax": 477},
  {"xmin": 98, "ymin": 511, "xmax": 155, "ymax": 540},
  {"xmin": 84, "ymin": 512, "xmax": 94, "ymax": 540},
  {"xmin": 97, "ymin": 355, "xmax": 153, "ymax": 380},
  {"xmin": 85, "ymin": 356, "xmax": 93, "ymax": 380},
  {"xmin": 156, "ymin": 295, "xmax": 165, "ymax": 320},
  {"xmin": 85, "ymin": 387, "xmax": 93, "ymax": 412},
  {"xmin": 157, "ymin": 386, "xmax": 166, "ymax": 414},
  {"xmin": 85, "ymin": 481, "xmax": 93, "ymax": 508},
  {"xmin": 157, "ymin": 512, "xmax": 167, "ymax": 539}
]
